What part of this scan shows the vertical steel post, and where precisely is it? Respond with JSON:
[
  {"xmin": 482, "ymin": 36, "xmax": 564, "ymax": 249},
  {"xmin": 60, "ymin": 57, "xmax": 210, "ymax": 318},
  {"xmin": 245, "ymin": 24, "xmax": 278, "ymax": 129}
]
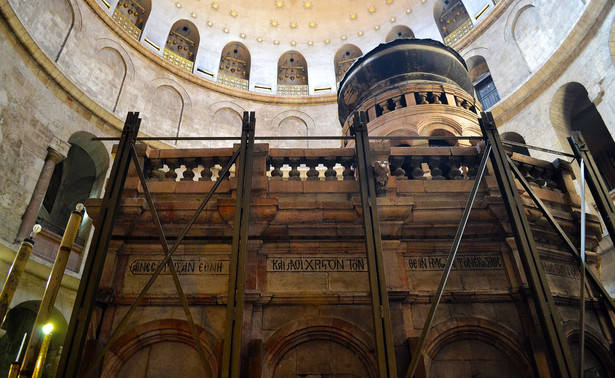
[
  {"xmin": 568, "ymin": 132, "xmax": 615, "ymax": 248},
  {"xmin": 480, "ymin": 112, "xmax": 575, "ymax": 378},
  {"xmin": 352, "ymin": 111, "xmax": 397, "ymax": 377},
  {"xmin": 56, "ymin": 112, "xmax": 140, "ymax": 378},
  {"xmin": 405, "ymin": 143, "xmax": 491, "ymax": 378},
  {"xmin": 578, "ymin": 158, "xmax": 586, "ymax": 378},
  {"xmin": 221, "ymin": 111, "xmax": 255, "ymax": 378}
]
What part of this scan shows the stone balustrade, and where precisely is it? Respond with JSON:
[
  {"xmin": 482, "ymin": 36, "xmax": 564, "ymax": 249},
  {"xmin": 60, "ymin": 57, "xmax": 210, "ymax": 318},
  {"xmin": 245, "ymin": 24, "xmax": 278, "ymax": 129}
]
[
  {"xmin": 132, "ymin": 144, "xmax": 573, "ymax": 198},
  {"xmin": 360, "ymin": 83, "xmax": 480, "ymax": 124},
  {"xmin": 144, "ymin": 148, "xmax": 236, "ymax": 182}
]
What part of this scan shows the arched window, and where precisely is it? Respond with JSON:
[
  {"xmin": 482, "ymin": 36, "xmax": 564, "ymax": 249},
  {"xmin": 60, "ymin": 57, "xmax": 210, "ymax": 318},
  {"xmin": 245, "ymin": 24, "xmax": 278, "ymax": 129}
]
[
  {"xmin": 501, "ymin": 132, "xmax": 530, "ymax": 156},
  {"xmin": 163, "ymin": 20, "xmax": 199, "ymax": 72},
  {"xmin": 277, "ymin": 51, "xmax": 308, "ymax": 96},
  {"xmin": 434, "ymin": 0, "xmax": 472, "ymax": 45},
  {"xmin": 334, "ymin": 44, "xmax": 362, "ymax": 84},
  {"xmin": 0, "ymin": 302, "xmax": 67, "ymax": 377},
  {"xmin": 112, "ymin": 0, "xmax": 151, "ymax": 40},
  {"xmin": 38, "ymin": 132, "xmax": 109, "ymax": 246},
  {"xmin": 568, "ymin": 86, "xmax": 615, "ymax": 190},
  {"xmin": 385, "ymin": 25, "xmax": 415, "ymax": 42},
  {"xmin": 217, "ymin": 42, "xmax": 250, "ymax": 91},
  {"xmin": 467, "ymin": 56, "xmax": 500, "ymax": 109}
]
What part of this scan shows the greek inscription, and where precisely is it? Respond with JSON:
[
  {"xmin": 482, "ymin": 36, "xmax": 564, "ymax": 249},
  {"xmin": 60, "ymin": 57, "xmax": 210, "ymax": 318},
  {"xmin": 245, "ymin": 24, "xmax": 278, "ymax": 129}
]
[
  {"xmin": 406, "ymin": 255, "xmax": 503, "ymax": 271},
  {"xmin": 542, "ymin": 261, "xmax": 580, "ymax": 279},
  {"xmin": 129, "ymin": 259, "xmax": 229, "ymax": 275},
  {"xmin": 267, "ymin": 257, "xmax": 367, "ymax": 272}
]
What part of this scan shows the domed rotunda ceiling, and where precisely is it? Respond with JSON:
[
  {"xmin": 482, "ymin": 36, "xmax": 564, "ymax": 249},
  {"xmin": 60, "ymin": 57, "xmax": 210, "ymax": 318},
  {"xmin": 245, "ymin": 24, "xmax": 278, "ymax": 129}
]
[{"xmin": 161, "ymin": 0, "xmax": 425, "ymax": 49}]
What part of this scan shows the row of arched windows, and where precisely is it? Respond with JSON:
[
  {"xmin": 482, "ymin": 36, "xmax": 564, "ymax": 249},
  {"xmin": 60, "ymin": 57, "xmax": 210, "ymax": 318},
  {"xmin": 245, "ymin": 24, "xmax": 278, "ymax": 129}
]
[{"xmin": 110, "ymin": 0, "xmax": 482, "ymax": 95}]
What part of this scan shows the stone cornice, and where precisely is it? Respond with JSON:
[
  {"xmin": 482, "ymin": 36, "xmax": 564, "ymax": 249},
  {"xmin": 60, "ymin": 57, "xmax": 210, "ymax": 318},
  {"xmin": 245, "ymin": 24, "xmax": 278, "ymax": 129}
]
[{"xmin": 490, "ymin": 0, "xmax": 614, "ymax": 125}]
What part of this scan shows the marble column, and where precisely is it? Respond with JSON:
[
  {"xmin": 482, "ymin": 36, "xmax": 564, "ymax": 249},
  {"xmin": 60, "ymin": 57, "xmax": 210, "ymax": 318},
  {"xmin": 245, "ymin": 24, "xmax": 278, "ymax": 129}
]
[{"xmin": 15, "ymin": 148, "xmax": 66, "ymax": 243}]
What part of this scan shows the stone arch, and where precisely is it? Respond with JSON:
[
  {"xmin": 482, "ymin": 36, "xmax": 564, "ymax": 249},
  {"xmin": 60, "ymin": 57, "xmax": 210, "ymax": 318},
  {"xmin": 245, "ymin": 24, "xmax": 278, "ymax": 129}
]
[
  {"xmin": 550, "ymin": 82, "xmax": 615, "ymax": 189},
  {"xmin": 0, "ymin": 301, "xmax": 68, "ymax": 376},
  {"xmin": 270, "ymin": 110, "xmax": 315, "ymax": 148},
  {"xmin": 40, "ymin": 131, "xmax": 109, "ymax": 242},
  {"xmin": 417, "ymin": 118, "xmax": 463, "ymax": 138},
  {"xmin": 466, "ymin": 55, "xmax": 500, "ymax": 109},
  {"xmin": 425, "ymin": 318, "xmax": 534, "ymax": 378},
  {"xmin": 101, "ymin": 319, "xmax": 219, "ymax": 377},
  {"xmin": 386, "ymin": 25, "xmax": 415, "ymax": 42},
  {"xmin": 509, "ymin": 4, "xmax": 553, "ymax": 73},
  {"xmin": 218, "ymin": 42, "xmax": 251, "ymax": 84},
  {"xmin": 433, "ymin": 0, "xmax": 470, "ymax": 42},
  {"xmin": 334, "ymin": 44, "xmax": 363, "ymax": 83},
  {"xmin": 387, "ymin": 128, "xmax": 419, "ymax": 147},
  {"xmin": 145, "ymin": 78, "xmax": 191, "ymax": 140},
  {"xmin": 211, "ymin": 107, "xmax": 244, "ymax": 147},
  {"xmin": 501, "ymin": 132, "xmax": 530, "ymax": 156},
  {"xmin": 93, "ymin": 40, "xmax": 135, "ymax": 112},
  {"xmin": 10, "ymin": 0, "xmax": 79, "ymax": 61},
  {"xmin": 562, "ymin": 322, "xmax": 615, "ymax": 376},
  {"xmin": 263, "ymin": 317, "xmax": 378, "ymax": 378}
]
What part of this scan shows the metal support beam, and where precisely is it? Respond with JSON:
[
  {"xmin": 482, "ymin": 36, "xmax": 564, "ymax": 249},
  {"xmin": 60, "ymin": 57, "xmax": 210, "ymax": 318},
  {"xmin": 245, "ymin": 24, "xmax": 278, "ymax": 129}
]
[
  {"xmin": 506, "ymin": 156, "xmax": 615, "ymax": 313},
  {"xmin": 406, "ymin": 143, "xmax": 491, "ymax": 378},
  {"xmin": 569, "ymin": 132, "xmax": 615, "ymax": 248},
  {"xmin": 128, "ymin": 145, "xmax": 212, "ymax": 377},
  {"xmin": 56, "ymin": 112, "xmax": 141, "ymax": 378},
  {"xmin": 352, "ymin": 111, "xmax": 397, "ymax": 377},
  {"xmin": 221, "ymin": 111, "xmax": 256, "ymax": 378},
  {"xmin": 480, "ymin": 112, "xmax": 575, "ymax": 378},
  {"xmin": 83, "ymin": 147, "xmax": 241, "ymax": 376}
]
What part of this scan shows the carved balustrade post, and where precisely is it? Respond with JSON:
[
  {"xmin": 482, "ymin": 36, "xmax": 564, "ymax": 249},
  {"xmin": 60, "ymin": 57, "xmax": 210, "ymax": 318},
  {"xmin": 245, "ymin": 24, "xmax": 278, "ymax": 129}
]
[
  {"xmin": 199, "ymin": 158, "xmax": 214, "ymax": 181},
  {"xmin": 288, "ymin": 158, "xmax": 301, "ymax": 181},
  {"xmin": 306, "ymin": 158, "xmax": 320, "ymax": 181},
  {"xmin": 181, "ymin": 158, "xmax": 196, "ymax": 181},
  {"xmin": 165, "ymin": 159, "xmax": 179, "ymax": 181}
]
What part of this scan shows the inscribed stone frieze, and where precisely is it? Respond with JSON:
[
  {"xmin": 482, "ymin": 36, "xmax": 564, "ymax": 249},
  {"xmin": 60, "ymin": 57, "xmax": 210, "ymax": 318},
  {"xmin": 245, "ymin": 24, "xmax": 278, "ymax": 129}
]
[
  {"xmin": 405, "ymin": 255, "xmax": 504, "ymax": 271},
  {"xmin": 267, "ymin": 256, "xmax": 367, "ymax": 272},
  {"xmin": 122, "ymin": 255, "xmax": 229, "ymax": 295}
]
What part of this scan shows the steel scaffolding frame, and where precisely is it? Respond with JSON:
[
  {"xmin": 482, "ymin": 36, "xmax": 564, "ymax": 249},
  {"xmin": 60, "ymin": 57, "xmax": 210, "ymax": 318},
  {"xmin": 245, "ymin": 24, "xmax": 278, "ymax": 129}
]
[{"xmin": 55, "ymin": 111, "xmax": 615, "ymax": 377}]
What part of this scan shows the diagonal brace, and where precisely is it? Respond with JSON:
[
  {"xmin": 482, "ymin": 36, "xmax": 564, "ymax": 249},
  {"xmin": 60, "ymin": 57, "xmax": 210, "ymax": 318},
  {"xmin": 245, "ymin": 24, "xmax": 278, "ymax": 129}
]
[
  {"xmin": 83, "ymin": 146, "xmax": 241, "ymax": 375},
  {"xmin": 405, "ymin": 143, "xmax": 491, "ymax": 378},
  {"xmin": 506, "ymin": 155, "xmax": 615, "ymax": 313},
  {"xmin": 126, "ymin": 145, "xmax": 212, "ymax": 377}
]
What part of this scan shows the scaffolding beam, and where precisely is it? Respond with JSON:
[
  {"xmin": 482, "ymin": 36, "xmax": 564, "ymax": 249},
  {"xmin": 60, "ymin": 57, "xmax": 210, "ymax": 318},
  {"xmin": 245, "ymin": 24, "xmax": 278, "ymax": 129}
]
[
  {"xmin": 352, "ymin": 111, "xmax": 398, "ymax": 377},
  {"xmin": 569, "ymin": 132, "xmax": 615, "ymax": 248},
  {"xmin": 480, "ymin": 112, "xmax": 575, "ymax": 378},
  {"xmin": 56, "ymin": 112, "xmax": 141, "ymax": 378},
  {"xmin": 221, "ymin": 111, "xmax": 256, "ymax": 378}
]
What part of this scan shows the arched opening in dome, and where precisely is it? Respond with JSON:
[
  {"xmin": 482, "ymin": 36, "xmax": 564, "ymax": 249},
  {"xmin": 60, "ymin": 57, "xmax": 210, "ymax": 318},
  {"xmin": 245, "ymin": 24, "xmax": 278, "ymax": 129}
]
[
  {"xmin": 467, "ymin": 55, "xmax": 500, "ymax": 109},
  {"xmin": 218, "ymin": 42, "xmax": 251, "ymax": 91},
  {"xmin": 385, "ymin": 25, "xmax": 415, "ymax": 42},
  {"xmin": 551, "ymin": 82, "xmax": 615, "ymax": 190},
  {"xmin": 112, "ymin": 0, "xmax": 151, "ymax": 40},
  {"xmin": 277, "ymin": 51, "xmax": 308, "ymax": 96},
  {"xmin": 334, "ymin": 44, "xmax": 362, "ymax": 84},
  {"xmin": 39, "ymin": 132, "xmax": 109, "ymax": 246},
  {"xmin": 164, "ymin": 20, "xmax": 199, "ymax": 72},
  {"xmin": 428, "ymin": 129, "xmax": 458, "ymax": 147},
  {"xmin": 434, "ymin": 0, "xmax": 471, "ymax": 45},
  {"xmin": 501, "ymin": 132, "xmax": 530, "ymax": 156}
]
